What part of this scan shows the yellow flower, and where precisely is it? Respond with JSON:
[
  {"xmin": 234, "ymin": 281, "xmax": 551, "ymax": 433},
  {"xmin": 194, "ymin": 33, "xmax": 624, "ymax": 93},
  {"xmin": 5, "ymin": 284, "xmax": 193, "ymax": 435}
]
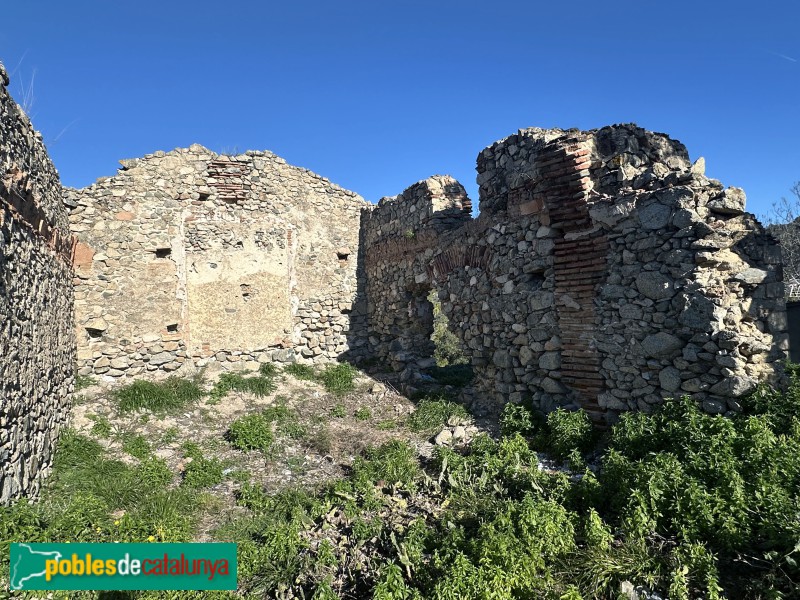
[
  {"xmin": 114, "ymin": 520, "xmax": 120, "ymax": 526},
  {"xmin": 147, "ymin": 535, "xmax": 156, "ymax": 542}
]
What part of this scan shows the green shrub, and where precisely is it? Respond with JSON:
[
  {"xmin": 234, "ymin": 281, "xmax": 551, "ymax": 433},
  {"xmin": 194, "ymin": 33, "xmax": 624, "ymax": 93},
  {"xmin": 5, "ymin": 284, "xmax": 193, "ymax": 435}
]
[
  {"xmin": 228, "ymin": 413, "xmax": 274, "ymax": 453},
  {"xmin": 547, "ymin": 408, "xmax": 595, "ymax": 459},
  {"xmin": 329, "ymin": 404, "xmax": 346, "ymax": 418},
  {"xmin": 499, "ymin": 401, "xmax": 542, "ymax": 437},
  {"xmin": 114, "ymin": 376, "xmax": 204, "ymax": 413},
  {"xmin": 353, "ymin": 441, "xmax": 421, "ymax": 491},
  {"xmin": 320, "ymin": 362, "xmax": 358, "ymax": 395},
  {"xmin": 407, "ymin": 396, "xmax": 468, "ymax": 433},
  {"xmin": 428, "ymin": 289, "xmax": 468, "ymax": 368},
  {"xmin": 182, "ymin": 454, "xmax": 224, "ymax": 488}
]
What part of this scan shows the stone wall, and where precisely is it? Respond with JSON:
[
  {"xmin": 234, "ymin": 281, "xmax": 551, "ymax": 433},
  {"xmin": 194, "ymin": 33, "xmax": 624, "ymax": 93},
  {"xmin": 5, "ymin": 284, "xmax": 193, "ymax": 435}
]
[
  {"xmin": 362, "ymin": 125, "xmax": 787, "ymax": 422},
  {"xmin": 69, "ymin": 146, "xmax": 370, "ymax": 378},
  {"xmin": 0, "ymin": 62, "xmax": 76, "ymax": 502}
]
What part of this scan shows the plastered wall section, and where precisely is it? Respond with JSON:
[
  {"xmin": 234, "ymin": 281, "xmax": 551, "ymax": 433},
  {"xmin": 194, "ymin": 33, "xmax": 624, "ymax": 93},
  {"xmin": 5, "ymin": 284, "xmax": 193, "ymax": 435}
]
[
  {"xmin": 0, "ymin": 64, "xmax": 76, "ymax": 502},
  {"xmin": 68, "ymin": 146, "xmax": 370, "ymax": 377},
  {"xmin": 362, "ymin": 125, "xmax": 787, "ymax": 422}
]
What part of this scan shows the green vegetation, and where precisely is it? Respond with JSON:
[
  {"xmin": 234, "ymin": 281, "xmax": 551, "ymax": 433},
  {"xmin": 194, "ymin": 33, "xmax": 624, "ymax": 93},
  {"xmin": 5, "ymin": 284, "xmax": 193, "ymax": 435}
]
[
  {"xmin": 113, "ymin": 376, "xmax": 204, "ymax": 414},
  {"xmin": 121, "ymin": 433, "xmax": 151, "ymax": 460},
  {"xmin": 285, "ymin": 361, "xmax": 359, "ymax": 396},
  {"xmin": 354, "ymin": 407, "xmax": 372, "ymax": 421},
  {"xmin": 209, "ymin": 370, "xmax": 277, "ymax": 403},
  {"xmin": 329, "ymin": 403, "xmax": 346, "ymax": 418},
  {"xmin": 87, "ymin": 414, "xmax": 112, "ymax": 438},
  {"xmin": 284, "ymin": 362, "xmax": 317, "ymax": 381},
  {"xmin": 427, "ymin": 289, "xmax": 467, "ymax": 368},
  {"xmin": 406, "ymin": 395, "xmax": 468, "ymax": 433},
  {"xmin": 319, "ymin": 362, "xmax": 358, "ymax": 395},
  {"xmin": 228, "ymin": 412, "xmax": 274, "ymax": 453},
  {"xmin": 180, "ymin": 442, "xmax": 224, "ymax": 488},
  {"xmin": 0, "ymin": 429, "xmax": 198, "ymax": 586},
  {"xmin": 74, "ymin": 373, "xmax": 96, "ymax": 392},
  {"xmin": 228, "ymin": 402, "xmax": 306, "ymax": 453},
  {"xmin": 5, "ymin": 363, "xmax": 800, "ymax": 598}
]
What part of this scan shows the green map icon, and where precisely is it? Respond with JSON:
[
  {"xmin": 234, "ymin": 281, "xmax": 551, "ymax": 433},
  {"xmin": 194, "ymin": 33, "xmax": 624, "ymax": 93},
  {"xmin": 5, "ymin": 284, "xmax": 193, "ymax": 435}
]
[{"xmin": 10, "ymin": 543, "xmax": 63, "ymax": 590}]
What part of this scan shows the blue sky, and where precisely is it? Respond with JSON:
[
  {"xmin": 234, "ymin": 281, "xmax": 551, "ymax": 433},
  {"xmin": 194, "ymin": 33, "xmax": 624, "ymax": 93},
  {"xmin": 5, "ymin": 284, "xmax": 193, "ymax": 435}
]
[{"xmin": 1, "ymin": 1, "xmax": 798, "ymax": 219}]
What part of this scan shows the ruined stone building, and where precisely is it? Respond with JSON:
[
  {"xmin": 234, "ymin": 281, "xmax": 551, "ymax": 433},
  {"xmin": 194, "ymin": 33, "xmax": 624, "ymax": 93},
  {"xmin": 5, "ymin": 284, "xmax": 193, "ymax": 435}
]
[
  {"xmin": 0, "ymin": 58, "xmax": 790, "ymax": 501},
  {"xmin": 361, "ymin": 126, "xmax": 787, "ymax": 420},
  {"xmin": 0, "ymin": 64, "xmax": 75, "ymax": 502},
  {"xmin": 67, "ymin": 146, "xmax": 370, "ymax": 378}
]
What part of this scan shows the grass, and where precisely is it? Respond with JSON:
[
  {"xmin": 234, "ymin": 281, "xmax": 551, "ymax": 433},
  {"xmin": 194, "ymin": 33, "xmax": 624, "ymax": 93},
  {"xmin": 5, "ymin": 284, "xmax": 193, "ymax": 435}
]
[
  {"xmin": 87, "ymin": 414, "xmax": 112, "ymax": 438},
  {"xmin": 354, "ymin": 407, "xmax": 372, "ymax": 421},
  {"xmin": 209, "ymin": 371, "xmax": 277, "ymax": 403},
  {"xmin": 284, "ymin": 363, "xmax": 316, "ymax": 381},
  {"xmin": 74, "ymin": 373, "xmax": 96, "ymax": 391},
  {"xmin": 0, "ymin": 428, "xmax": 198, "ymax": 577},
  {"xmin": 121, "ymin": 433, "xmax": 150, "ymax": 459},
  {"xmin": 319, "ymin": 363, "xmax": 358, "ymax": 395},
  {"xmin": 285, "ymin": 362, "xmax": 359, "ymax": 396},
  {"xmin": 113, "ymin": 376, "xmax": 204, "ymax": 414},
  {"xmin": 228, "ymin": 402, "xmax": 306, "ymax": 453},
  {"xmin": 406, "ymin": 395, "xmax": 469, "ymax": 433}
]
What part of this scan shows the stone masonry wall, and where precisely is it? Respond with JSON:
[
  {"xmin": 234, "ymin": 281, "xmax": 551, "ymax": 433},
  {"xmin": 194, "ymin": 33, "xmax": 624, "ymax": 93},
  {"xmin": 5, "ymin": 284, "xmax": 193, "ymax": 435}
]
[
  {"xmin": 363, "ymin": 125, "xmax": 787, "ymax": 422},
  {"xmin": 69, "ymin": 146, "xmax": 370, "ymax": 378},
  {"xmin": 0, "ymin": 62, "xmax": 76, "ymax": 502}
]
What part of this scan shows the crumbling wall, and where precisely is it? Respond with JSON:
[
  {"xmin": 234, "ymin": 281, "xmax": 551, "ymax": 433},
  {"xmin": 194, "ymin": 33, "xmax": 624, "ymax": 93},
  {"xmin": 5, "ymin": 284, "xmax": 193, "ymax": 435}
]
[
  {"xmin": 0, "ymin": 63, "xmax": 76, "ymax": 502},
  {"xmin": 363, "ymin": 125, "xmax": 787, "ymax": 422},
  {"xmin": 69, "ymin": 146, "xmax": 369, "ymax": 378}
]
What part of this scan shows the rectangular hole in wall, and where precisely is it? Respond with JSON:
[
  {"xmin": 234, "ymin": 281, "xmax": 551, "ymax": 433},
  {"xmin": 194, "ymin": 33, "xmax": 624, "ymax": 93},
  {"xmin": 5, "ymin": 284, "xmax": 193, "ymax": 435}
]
[
  {"xmin": 155, "ymin": 248, "xmax": 172, "ymax": 258},
  {"xmin": 86, "ymin": 328, "xmax": 103, "ymax": 340},
  {"xmin": 166, "ymin": 324, "xmax": 178, "ymax": 333}
]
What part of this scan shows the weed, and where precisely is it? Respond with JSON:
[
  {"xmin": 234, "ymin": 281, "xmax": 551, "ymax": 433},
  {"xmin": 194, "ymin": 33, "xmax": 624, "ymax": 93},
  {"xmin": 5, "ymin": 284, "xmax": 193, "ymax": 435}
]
[
  {"xmin": 330, "ymin": 404, "xmax": 346, "ymax": 418},
  {"xmin": 284, "ymin": 363, "xmax": 316, "ymax": 381},
  {"xmin": 162, "ymin": 427, "xmax": 179, "ymax": 444},
  {"xmin": 308, "ymin": 426, "xmax": 333, "ymax": 456},
  {"xmin": 74, "ymin": 373, "xmax": 96, "ymax": 391},
  {"xmin": 407, "ymin": 396, "xmax": 468, "ymax": 433},
  {"xmin": 547, "ymin": 408, "xmax": 595, "ymax": 459},
  {"xmin": 353, "ymin": 441, "xmax": 421, "ymax": 491},
  {"xmin": 181, "ymin": 444, "xmax": 224, "ymax": 489},
  {"xmin": 377, "ymin": 419, "xmax": 398, "ymax": 430},
  {"xmin": 354, "ymin": 407, "xmax": 372, "ymax": 421},
  {"xmin": 121, "ymin": 433, "xmax": 151, "ymax": 459},
  {"xmin": 88, "ymin": 414, "xmax": 113, "ymax": 438},
  {"xmin": 210, "ymin": 371, "xmax": 276, "ymax": 402},
  {"xmin": 227, "ymin": 469, "xmax": 250, "ymax": 484},
  {"xmin": 229, "ymin": 413, "xmax": 274, "ymax": 453},
  {"xmin": 258, "ymin": 362, "xmax": 278, "ymax": 378},
  {"xmin": 428, "ymin": 289, "xmax": 468, "ymax": 368},
  {"xmin": 500, "ymin": 400, "xmax": 543, "ymax": 438},
  {"xmin": 320, "ymin": 362, "xmax": 358, "ymax": 395},
  {"xmin": 114, "ymin": 376, "xmax": 204, "ymax": 414}
]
